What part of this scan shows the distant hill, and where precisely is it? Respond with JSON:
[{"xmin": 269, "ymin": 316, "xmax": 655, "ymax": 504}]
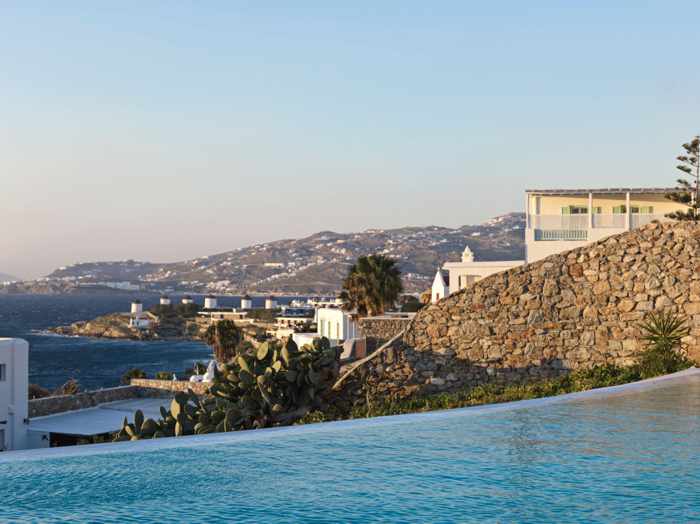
[
  {"xmin": 8, "ymin": 213, "xmax": 525, "ymax": 295},
  {"xmin": 0, "ymin": 273, "xmax": 19, "ymax": 282}
]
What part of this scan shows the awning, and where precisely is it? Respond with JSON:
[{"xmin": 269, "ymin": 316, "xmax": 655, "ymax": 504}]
[{"xmin": 28, "ymin": 398, "xmax": 171, "ymax": 436}]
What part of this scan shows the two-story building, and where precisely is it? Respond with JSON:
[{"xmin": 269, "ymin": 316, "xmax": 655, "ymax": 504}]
[
  {"xmin": 525, "ymin": 187, "xmax": 684, "ymax": 263},
  {"xmin": 434, "ymin": 187, "xmax": 688, "ymax": 301}
]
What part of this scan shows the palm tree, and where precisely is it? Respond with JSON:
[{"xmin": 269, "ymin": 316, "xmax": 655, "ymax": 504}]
[
  {"xmin": 339, "ymin": 255, "xmax": 403, "ymax": 317},
  {"xmin": 205, "ymin": 320, "xmax": 241, "ymax": 363}
]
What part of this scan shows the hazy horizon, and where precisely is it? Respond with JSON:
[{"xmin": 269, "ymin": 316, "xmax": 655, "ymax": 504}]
[{"xmin": 3, "ymin": 2, "xmax": 700, "ymax": 279}]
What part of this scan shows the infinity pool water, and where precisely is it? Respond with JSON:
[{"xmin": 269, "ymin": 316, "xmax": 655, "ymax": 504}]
[{"xmin": 3, "ymin": 372, "xmax": 700, "ymax": 523}]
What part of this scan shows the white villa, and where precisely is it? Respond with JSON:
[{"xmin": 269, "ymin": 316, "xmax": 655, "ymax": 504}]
[
  {"xmin": 525, "ymin": 187, "xmax": 682, "ymax": 263},
  {"xmin": 432, "ymin": 186, "xmax": 688, "ymax": 302}
]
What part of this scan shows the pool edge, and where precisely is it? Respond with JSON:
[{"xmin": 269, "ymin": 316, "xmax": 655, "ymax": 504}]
[{"xmin": 3, "ymin": 367, "xmax": 698, "ymax": 463}]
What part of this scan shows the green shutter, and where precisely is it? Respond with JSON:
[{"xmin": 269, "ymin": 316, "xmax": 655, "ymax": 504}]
[
  {"xmin": 561, "ymin": 206, "xmax": 571, "ymax": 215},
  {"xmin": 613, "ymin": 205, "xmax": 626, "ymax": 214}
]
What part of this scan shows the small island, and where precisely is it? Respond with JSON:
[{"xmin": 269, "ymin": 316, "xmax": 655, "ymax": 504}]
[{"xmin": 50, "ymin": 298, "xmax": 207, "ymax": 341}]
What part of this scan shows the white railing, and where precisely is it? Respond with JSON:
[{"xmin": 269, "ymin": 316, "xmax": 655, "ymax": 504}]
[
  {"xmin": 630, "ymin": 214, "xmax": 667, "ymax": 228},
  {"xmin": 591, "ymin": 214, "xmax": 626, "ymax": 228},
  {"xmin": 529, "ymin": 215, "xmax": 588, "ymax": 231}
]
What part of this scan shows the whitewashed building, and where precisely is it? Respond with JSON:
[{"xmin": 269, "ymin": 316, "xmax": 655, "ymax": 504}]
[
  {"xmin": 443, "ymin": 246, "xmax": 524, "ymax": 295},
  {"xmin": 160, "ymin": 295, "xmax": 171, "ymax": 306},
  {"xmin": 129, "ymin": 300, "xmax": 151, "ymax": 329},
  {"xmin": 265, "ymin": 296, "xmax": 278, "ymax": 310},
  {"xmin": 240, "ymin": 295, "xmax": 253, "ymax": 310},
  {"xmin": 0, "ymin": 338, "xmax": 29, "ymax": 451},
  {"xmin": 431, "ymin": 269, "xmax": 449, "ymax": 304},
  {"xmin": 316, "ymin": 307, "xmax": 358, "ymax": 345},
  {"xmin": 204, "ymin": 295, "xmax": 218, "ymax": 309}
]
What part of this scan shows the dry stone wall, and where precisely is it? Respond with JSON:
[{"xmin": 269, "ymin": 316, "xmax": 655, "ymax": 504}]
[{"xmin": 355, "ymin": 222, "xmax": 700, "ymax": 398}]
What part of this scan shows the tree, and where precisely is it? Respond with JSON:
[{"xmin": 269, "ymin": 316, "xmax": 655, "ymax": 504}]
[
  {"xmin": 666, "ymin": 136, "xmax": 700, "ymax": 221},
  {"xmin": 205, "ymin": 320, "xmax": 242, "ymax": 363},
  {"xmin": 339, "ymin": 255, "xmax": 403, "ymax": 317}
]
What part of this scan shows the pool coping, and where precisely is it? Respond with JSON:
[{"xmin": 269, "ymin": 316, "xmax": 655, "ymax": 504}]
[{"xmin": 3, "ymin": 367, "xmax": 699, "ymax": 463}]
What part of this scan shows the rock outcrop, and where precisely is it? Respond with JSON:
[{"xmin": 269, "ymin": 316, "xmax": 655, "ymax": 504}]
[{"xmin": 356, "ymin": 222, "xmax": 700, "ymax": 398}]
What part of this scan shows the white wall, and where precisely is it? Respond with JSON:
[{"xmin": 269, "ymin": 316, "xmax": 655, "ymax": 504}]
[
  {"xmin": 316, "ymin": 308, "xmax": 357, "ymax": 343},
  {"xmin": 443, "ymin": 261, "xmax": 524, "ymax": 295},
  {"xmin": 0, "ymin": 338, "xmax": 29, "ymax": 451}
]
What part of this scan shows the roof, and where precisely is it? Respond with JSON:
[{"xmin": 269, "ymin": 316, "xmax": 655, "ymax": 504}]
[
  {"xmin": 526, "ymin": 187, "xmax": 677, "ymax": 196},
  {"xmin": 28, "ymin": 398, "xmax": 171, "ymax": 436}
]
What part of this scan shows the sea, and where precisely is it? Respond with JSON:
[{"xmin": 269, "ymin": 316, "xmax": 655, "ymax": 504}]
[{"xmin": 0, "ymin": 294, "xmax": 297, "ymax": 391}]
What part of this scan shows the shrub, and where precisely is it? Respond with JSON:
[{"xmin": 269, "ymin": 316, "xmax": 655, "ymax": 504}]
[
  {"xmin": 28, "ymin": 383, "xmax": 51, "ymax": 400},
  {"xmin": 154, "ymin": 371, "xmax": 174, "ymax": 380},
  {"xmin": 53, "ymin": 378, "xmax": 80, "ymax": 396},
  {"xmin": 205, "ymin": 320, "xmax": 242, "ymax": 363},
  {"xmin": 121, "ymin": 368, "xmax": 147, "ymax": 385},
  {"xmin": 638, "ymin": 310, "xmax": 693, "ymax": 378}
]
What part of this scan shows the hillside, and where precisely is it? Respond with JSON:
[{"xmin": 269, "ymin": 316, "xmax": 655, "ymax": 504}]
[
  {"xmin": 0, "ymin": 273, "xmax": 19, "ymax": 283},
  {"xmin": 9, "ymin": 213, "xmax": 525, "ymax": 295}
]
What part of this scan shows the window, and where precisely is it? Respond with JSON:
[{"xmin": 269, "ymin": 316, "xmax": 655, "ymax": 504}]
[
  {"xmin": 561, "ymin": 206, "xmax": 588, "ymax": 215},
  {"xmin": 0, "ymin": 364, "xmax": 5, "ymax": 381}
]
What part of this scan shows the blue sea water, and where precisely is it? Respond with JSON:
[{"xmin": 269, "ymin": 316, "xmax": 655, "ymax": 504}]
[
  {"xmin": 2, "ymin": 375, "xmax": 700, "ymax": 523},
  {"xmin": 0, "ymin": 294, "xmax": 295, "ymax": 391}
]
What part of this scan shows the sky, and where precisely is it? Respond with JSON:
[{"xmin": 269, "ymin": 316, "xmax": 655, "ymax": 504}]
[{"xmin": 2, "ymin": 1, "xmax": 700, "ymax": 279}]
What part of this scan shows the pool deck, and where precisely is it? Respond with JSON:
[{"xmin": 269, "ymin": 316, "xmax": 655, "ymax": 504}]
[{"xmin": 3, "ymin": 367, "xmax": 699, "ymax": 463}]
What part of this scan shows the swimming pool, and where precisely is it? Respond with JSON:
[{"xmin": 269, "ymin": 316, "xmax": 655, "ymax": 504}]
[{"xmin": 3, "ymin": 370, "xmax": 700, "ymax": 523}]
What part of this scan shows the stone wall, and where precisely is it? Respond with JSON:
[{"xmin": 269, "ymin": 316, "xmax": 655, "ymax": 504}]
[
  {"xmin": 130, "ymin": 378, "xmax": 211, "ymax": 395},
  {"xmin": 29, "ymin": 386, "xmax": 150, "ymax": 418},
  {"xmin": 352, "ymin": 222, "xmax": 700, "ymax": 398},
  {"xmin": 359, "ymin": 315, "xmax": 414, "ymax": 350}
]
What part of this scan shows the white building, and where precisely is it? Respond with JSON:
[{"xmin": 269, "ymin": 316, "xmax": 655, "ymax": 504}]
[
  {"xmin": 204, "ymin": 295, "xmax": 218, "ymax": 309},
  {"xmin": 443, "ymin": 246, "xmax": 524, "ymax": 295},
  {"xmin": 265, "ymin": 296, "xmax": 278, "ymax": 310},
  {"xmin": 160, "ymin": 295, "xmax": 171, "ymax": 306},
  {"xmin": 0, "ymin": 338, "xmax": 29, "ymax": 451},
  {"xmin": 316, "ymin": 307, "xmax": 358, "ymax": 345},
  {"xmin": 181, "ymin": 296, "xmax": 194, "ymax": 305},
  {"xmin": 240, "ymin": 295, "xmax": 253, "ymax": 310},
  {"xmin": 431, "ymin": 269, "xmax": 449, "ymax": 304},
  {"xmin": 525, "ymin": 187, "xmax": 685, "ymax": 263},
  {"xmin": 129, "ymin": 300, "xmax": 151, "ymax": 329}
]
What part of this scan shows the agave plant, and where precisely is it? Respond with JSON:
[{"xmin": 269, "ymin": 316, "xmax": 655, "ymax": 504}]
[
  {"xmin": 639, "ymin": 310, "xmax": 690, "ymax": 351},
  {"xmin": 637, "ymin": 310, "xmax": 692, "ymax": 378}
]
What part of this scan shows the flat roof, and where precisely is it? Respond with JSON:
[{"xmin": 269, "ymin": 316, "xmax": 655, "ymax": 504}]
[
  {"xmin": 526, "ymin": 187, "xmax": 676, "ymax": 195},
  {"xmin": 28, "ymin": 398, "xmax": 171, "ymax": 436}
]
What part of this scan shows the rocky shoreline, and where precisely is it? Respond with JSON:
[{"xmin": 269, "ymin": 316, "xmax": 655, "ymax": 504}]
[{"xmin": 50, "ymin": 313, "xmax": 205, "ymax": 341}]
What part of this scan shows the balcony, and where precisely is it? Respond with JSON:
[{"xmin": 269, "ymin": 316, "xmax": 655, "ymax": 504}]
[{"xmin": 529, "ymin": 214, "xmax": 667, "ymax": 241}]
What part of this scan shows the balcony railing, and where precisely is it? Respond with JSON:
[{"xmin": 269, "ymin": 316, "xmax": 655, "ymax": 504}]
[
  {"xmin": 529, "ymin": 215, "xmax": 589, "ymax": 231},
  {"xmin": 592, "ymin": 214, "xmax": 626, "ymax": 229},
  {"xmin": 529, "ymin": 213, "xmax": 669, "ymax": 241},
  {"xmin": 631, "ymin": 214, "xmax": 667, "ymax": 228}
]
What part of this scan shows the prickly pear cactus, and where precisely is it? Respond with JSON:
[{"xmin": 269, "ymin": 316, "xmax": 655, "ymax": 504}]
[{"xmin": 115, "ymin": 336, "xmax": 340, "ymax": 441}]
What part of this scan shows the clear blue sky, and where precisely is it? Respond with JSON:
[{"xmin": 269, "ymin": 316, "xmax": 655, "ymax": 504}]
[{"xmin": 2, "ymin": 1, "xmax": 699, "ymax": 278}]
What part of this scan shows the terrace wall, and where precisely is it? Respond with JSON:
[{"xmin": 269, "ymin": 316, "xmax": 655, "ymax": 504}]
[{"xmin": 353, "ymin": 222, "xmax": 700, "ymax": 399}]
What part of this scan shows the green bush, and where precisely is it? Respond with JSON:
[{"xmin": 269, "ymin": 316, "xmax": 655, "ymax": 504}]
[
  {"xmin": 154, "ymin": 371, "xmax": 174, "ymax": 380},
  {"xmin": 637, "ymin": 310, "xmax": 693, "ymax": 379},
  {"xmin": 28, "ymin": 383, "xmax": 51, "ymax": 400},
  {"xmin": 121, "ymin": 368, "xmax": 147, "ymax": 385}
]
